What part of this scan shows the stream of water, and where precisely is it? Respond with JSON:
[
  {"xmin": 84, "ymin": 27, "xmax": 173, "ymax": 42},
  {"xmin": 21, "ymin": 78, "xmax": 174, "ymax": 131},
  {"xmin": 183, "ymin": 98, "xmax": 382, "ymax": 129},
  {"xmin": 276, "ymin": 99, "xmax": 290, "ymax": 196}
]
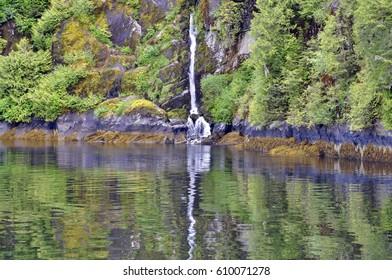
[{"xmin": 187, "ymin": 14, "xmax": 211, "ymax": 141}]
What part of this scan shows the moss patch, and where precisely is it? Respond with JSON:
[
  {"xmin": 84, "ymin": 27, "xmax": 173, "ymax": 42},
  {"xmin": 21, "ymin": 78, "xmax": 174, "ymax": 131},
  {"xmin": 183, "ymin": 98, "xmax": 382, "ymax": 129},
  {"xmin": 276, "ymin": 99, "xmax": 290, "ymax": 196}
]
[
  {"xmin": 59, "ymin": 19, "xmax": 110, "ymax": 66},
  {"xmin": 167, "ymin": 108, "xmax": 187, "ymax": 119},
  {"xmin": 121, "ymin": 67, "xmax": 149, "ymax": 96},
  {"xmin": 0, "ymin": 129, "xmax": 56, "ymax": 141},
  {"xmin": 83, "ymin": 131, "xmax": 168, "ymax": 144},
  {"xmin": 72, "ymin": 68, "xmax": 122, "ymax": 98},
  {"xmin": 218, "ymin": 132, "xmax": 244, "ymax": 146},
  {"xmin": 94, "ymin": 97, "xmax": 167, "ymax": 118},
  {"xmin": 123, "ymin": 99, "xmax": 167, "ymax": 118},
  {"xmin": 64, "ymin": 133, "xmax": 78, "ymax": 142},
  {"xmin": 362, "ymin": 144, "xmax": 392, "ymax": 162},
  {"xmin": 0, "ymin": 128, "xmax": 16, "ymax": 140}
]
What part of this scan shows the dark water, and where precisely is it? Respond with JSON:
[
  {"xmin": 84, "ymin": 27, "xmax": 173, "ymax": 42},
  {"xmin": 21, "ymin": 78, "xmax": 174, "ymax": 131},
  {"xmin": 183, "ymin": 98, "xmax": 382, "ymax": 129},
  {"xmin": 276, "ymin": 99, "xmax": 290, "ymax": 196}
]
[{"xmin": 1, "ymin": 141, "xmax": 392, "ymax": 260}]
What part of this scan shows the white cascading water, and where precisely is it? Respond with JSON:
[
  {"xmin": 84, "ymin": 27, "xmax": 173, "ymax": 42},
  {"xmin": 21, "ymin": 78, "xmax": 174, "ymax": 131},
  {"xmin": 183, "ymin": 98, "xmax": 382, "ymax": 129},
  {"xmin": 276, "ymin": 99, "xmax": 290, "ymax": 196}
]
[{"xmin": 187, "ymin": 14, "xmax": 211, "ymax": 141}]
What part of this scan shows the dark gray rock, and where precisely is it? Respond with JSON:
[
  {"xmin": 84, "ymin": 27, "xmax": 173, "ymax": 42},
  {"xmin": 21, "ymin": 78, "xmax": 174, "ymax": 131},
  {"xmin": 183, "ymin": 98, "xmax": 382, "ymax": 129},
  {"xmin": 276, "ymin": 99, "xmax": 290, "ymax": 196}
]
[
  {"xmin": 99, "ymin": 114, "xmax": 173, "ymax": 134},
  {"xmin": 106, "ymin": 7, "xmax": 141, "ymax": 50},
  {"xmin": 170, "ymin": 119, "xmax": 188, "ymax": 133},
  {"xmin": 161, "ymin": 89, "xmax": 190, "ymax": 111},
  {"xmin": 57, "ymin": 111, "xmax": 99, "ymax": 140},
  {"xmin": 234, "ymin": 118, "xmax": 392, "ymax": 147},
  {"xmin": 0, "ymin": 122, "xmax": 11, "ymax": 137},
  {"xmin": 212, "ymin": 122, "xmax": 231, "ymax": 141},
  {"xmin": 14, "ymin": 119, "xmax": 55, "ymax": 137},
  {"xmin": 57, "ymin": 109, "xmax": 177, "ymax": 140}
]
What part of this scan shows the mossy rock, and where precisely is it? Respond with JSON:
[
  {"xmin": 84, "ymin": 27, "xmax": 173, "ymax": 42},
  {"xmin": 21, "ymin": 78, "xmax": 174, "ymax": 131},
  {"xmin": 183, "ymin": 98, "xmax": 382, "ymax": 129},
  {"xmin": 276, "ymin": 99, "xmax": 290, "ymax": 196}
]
[
  {"xmin": 105, "ymin": 54, "xmax": 136, "ymax": 69},
  {"xmin": 167, "ymin": 108, "xmax": 187, "ymax": 119},
  {"xmin": 57, "ymin": 19, "xmax": 110, "ymax": 66},
  {"xmin": 158, "ymin": 61, "xmax": 182, "ymax": 83},
  {"xmin": 269, "ymin": 146, "xmax": 307, "ymax": 157},
  {"xmin": 196, "ymin": 39, "xmax": 217, "ymax": 74},
  {"xmin": 0, "ymin": 20, "xmax": 23, "ymax": 55},
  {"xmin": 106, "ymin": 3, "xmax": 141, "ymax": 51},
  {"xmin": 218, "ymin": 132, "xmax": 245, "ymax": 146},
  {"xmin": 363, "ymin": 144, "xmax": 392, "ymax": 162},
  {"xmin": 123, "ymin": 99, "xmax": 167, "ymax": 118},
  {"xmin": 138, "ymin": 0, "xmax": 167, "ymax": 32},
  {"xmin": 94, "ymin": 97, "xmax": 123, "ymax": 117},
  {"xmin": 71, "ymin": 68, "xmax": 122, "ymax": 98},
  {"xmin": 121, "ymin": 67, "xmax": 149, "ymax": 96},
  {"xmin": 84, "ymin": 131, "xmax": 167, "ymax": 144}
]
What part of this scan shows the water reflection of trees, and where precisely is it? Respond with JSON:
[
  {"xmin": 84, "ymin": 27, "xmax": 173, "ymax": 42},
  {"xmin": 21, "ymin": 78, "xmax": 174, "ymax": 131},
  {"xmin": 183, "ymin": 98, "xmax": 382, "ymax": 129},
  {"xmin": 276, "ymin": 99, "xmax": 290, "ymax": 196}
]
[
  {"xmin": 197, "ymin": 147, "xmax": 392, "ymax": 259},
  {"xmin": 0, "ymin": 143, "xmax": 392, "ymax": 259}
]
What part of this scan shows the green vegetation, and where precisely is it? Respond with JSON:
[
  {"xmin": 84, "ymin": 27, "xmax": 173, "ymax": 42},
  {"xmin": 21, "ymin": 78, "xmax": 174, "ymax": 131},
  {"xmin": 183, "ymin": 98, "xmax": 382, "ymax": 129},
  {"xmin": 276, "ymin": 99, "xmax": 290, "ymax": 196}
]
[
  {"xmin": 0, "ymin": 0, "xmax": 391, "ymax": 132},
  {"xmin": 199, "ymin": 0, "xmax": 392, "ymax": 130},
  {"xmin": 94, "ymin": 97, "xmax": 167, "ymax": 118},
  {"xmin": 0, "ymin": 0, "xmax": 50, "ymax": 34},
  {"xmin": 0, "ymin": 39, "xmax": 52, "ymax": 122},
  {"xmin": 201, "ymin": 64, "xmax": 252, "ymax": 124},
  {"xmin": 212, "ymin": 0, "xmax": 243, "ymax": 45},
  {"xmin": 0, "ymin": 39, "xmax": 100, "ymax": 122}
]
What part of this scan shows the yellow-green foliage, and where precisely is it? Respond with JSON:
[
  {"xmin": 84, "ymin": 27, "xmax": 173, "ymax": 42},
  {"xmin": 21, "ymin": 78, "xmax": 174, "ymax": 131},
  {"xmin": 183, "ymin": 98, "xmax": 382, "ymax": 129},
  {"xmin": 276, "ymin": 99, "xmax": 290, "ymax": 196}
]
[
  {"xmin": 72, "ymin": 68, "xmax": 121, "ymax": 97},
  {"xmin": 121, "ymin": 67, "xmax": 149, "ymax": 96},
  {"xmin": 89, "ymin": 11, "xmax": 112, "ymax": 46},
  {"xmin": 167, "ymin": 108, "xmax": 187, "ymax": 119},
  {"xmin": 94, "ymin": 98, "xmax": 167, "ymax": 118},
  {"xmin": 123, "ymin": 99, "xmax": 166, "ymax": 118},
  {"xmin": 60, "ymin": 19, "xmax": 109, "ymax": 65},
  {"xmin": 0, "ymin": 39, "xmax": 52, "ymax": 122},
  {"xmin": 93, "ymin": 97, "xmax": 122, "ymax": 117},
  {"xmin": 28, "ymin": 65, "xmax": 102, "ymax": 121},
  {"xmin": 0, "ymin": 38, "xmax": 7, "ymax": 53}
]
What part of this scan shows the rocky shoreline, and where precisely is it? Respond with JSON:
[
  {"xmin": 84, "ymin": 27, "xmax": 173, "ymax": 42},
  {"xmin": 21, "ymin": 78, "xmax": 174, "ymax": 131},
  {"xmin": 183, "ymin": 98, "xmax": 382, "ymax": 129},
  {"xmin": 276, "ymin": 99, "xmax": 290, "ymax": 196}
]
[{"xmin": 1, "ymin": 111, "xmax": 392, "ymax": 162}]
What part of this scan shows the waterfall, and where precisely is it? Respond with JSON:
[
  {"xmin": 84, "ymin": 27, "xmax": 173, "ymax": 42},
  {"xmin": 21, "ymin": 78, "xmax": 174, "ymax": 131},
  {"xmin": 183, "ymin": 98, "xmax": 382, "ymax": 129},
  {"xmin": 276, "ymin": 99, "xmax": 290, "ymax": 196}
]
[
  {"xmin": 189, "ymin": 14, "xmax": 198, "ymax": 115},
  {"xmin": 187, "ymin": 14, "xmax": 211, "ymax": 142}
]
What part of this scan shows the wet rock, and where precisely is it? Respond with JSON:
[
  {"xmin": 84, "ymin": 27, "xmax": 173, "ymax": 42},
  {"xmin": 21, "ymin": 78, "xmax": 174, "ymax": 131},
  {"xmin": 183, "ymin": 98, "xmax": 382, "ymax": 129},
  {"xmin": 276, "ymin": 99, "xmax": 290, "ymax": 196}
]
[
  {"xmin": 57, "ymin": 111, "xmax": 100, "ymax": 140},
  {"xmin": 0, "ymin": 122, "xmax": 11, "ymax": 137},
  {"xmin": 99, "ymin": 114, "xmax": 172, "ymax": 134},
  {"xmin": 71, "ymin": 68, "xmax": 123, "ymax": 98},
  {"xmin": 200, "ymin": 137, "xmax": 213, "ymax": 145},
  {"xmin": 0, "ymin": 20, "xmax": 23, "ymax": 55},
  {"xmin": 238, "ymin": 31, "xmax": 255, "ymax": 57},
  {"xmin": 161, "ymin": 89, "xmax": 190, "ymax": 111},
  {"xmin": 106, "ymin": 6, "xmax": 141, "ymax": 51},
  {"xmin": 234, "ymin": 118, "xmax": 392, "ymax": 148},
  {"xmin": 212, "ymin": 122, "xmax": 231, "ymax": 141}
]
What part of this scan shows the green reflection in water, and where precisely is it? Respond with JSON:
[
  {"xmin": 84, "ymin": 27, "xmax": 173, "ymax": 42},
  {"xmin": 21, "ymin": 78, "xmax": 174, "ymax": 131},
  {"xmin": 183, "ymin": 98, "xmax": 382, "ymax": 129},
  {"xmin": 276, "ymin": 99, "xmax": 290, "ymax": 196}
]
[{"xmin": 0, "ymin": 143, "xmax": 392, "ymax": 260}]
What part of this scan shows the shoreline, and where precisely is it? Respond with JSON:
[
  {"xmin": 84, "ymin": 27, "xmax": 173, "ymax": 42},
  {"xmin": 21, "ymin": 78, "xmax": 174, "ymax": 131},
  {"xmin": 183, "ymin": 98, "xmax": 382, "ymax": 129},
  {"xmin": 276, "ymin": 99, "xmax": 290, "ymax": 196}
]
[{"xmin": 1, "ymin": 111, "xmax": 392, "ymax": 162}]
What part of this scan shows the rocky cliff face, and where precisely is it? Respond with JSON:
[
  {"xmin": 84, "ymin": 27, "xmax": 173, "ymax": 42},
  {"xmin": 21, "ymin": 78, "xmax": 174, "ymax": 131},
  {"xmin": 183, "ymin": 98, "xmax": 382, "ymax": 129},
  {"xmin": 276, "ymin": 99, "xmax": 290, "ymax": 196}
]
[{"xmin": 0, "ymin": 0, "xmax": 255, "ymax": 116}]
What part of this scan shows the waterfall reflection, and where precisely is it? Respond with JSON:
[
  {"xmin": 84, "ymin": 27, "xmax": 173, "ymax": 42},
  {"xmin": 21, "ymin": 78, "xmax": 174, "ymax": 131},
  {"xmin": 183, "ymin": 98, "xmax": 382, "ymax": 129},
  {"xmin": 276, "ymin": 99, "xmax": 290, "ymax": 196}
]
[{"xmin": 187, "ymin": 145, "xmax": 211, "ymax": 259}]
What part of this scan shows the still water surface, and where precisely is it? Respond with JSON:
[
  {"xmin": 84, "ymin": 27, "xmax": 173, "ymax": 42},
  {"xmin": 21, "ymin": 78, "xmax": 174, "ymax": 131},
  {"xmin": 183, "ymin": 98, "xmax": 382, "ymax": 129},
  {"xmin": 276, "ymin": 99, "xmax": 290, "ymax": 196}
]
[{"xmin": 1, "ymin": 141, "xmax": 392, "ymax": 260}]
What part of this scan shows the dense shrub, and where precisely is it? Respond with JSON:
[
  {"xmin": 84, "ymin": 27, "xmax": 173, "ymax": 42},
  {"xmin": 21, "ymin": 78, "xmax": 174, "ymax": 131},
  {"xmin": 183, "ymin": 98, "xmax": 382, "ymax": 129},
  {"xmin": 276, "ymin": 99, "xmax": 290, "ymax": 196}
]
[{"xmin": 0, "ymin": 39, "xmax": 52, "ymax": 122}]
